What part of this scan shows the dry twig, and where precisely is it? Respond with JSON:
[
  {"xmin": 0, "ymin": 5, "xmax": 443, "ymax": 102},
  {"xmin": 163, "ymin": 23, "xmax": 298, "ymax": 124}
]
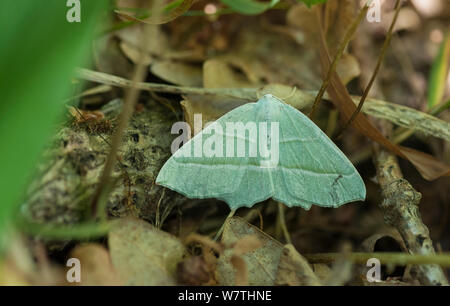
[
  {"xmin": 373, "ymin": 136, "xmax": 449, "ymax": 285},
  {"xmin": 76, "ymin": 68, "xmax": 450, "ymax": 142}
]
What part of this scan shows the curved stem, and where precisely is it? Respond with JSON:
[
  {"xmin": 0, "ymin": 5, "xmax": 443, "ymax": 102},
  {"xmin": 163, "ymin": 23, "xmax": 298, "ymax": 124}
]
[{"xmin": 214, "ymin": 209, "xmax": 236, "ymax": 241}]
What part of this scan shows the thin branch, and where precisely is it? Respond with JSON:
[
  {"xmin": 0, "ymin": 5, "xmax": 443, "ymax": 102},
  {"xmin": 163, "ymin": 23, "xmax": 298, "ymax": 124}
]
[
  {"xmin": 76, "ymin": 68, "xmax": 450, "ymax": 143},
  {"xmin": 76, "ymin": 67, "xmax": 257, "ymax": 100},
  {"xmin": 336, "ymin": 0, "xmax": 402, "ymax": 137},
  {"xmin": 305, "ymin": 252, "xmax": 450, "ymax": 268},
  {"xmin": 309, "ymin": 3, "xmax": 369, "ymax": 119},
  {"xmin": 90, "ymin": 26, "xmax": 155, "ymax": 219},
  {"xmin": 373, "ymin": 139, "xmax": 448, "ymax": 285},
  {"xmin": 277, "ymin": 202, "xmax": 292, "ymax": 244}
]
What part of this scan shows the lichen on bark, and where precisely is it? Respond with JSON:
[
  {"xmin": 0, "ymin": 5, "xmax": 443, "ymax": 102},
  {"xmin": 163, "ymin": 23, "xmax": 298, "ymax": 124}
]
[{"xmin": 22, "ymin": 98, "xmax": 186, "ymax": 227}]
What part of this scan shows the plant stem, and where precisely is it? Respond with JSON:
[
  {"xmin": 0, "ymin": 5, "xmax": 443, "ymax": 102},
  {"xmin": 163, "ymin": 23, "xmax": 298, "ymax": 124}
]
[
  {"xmin": 18, "ymin": 219, "xmax": 111, "ymax": 240},
  {"xmin": 277, "ymin": 203, "xmax": 292, "ymax": 244},
  {"xmin": 309, "ymin": 3, "xmax": 369, "ymax": 119},
  {"xmin": 305, "ymin": 252, "xmax": 450, "ymax": 268},
  {"xmin": 214, "ymin": 209, "xmax": 236, "ymax": 241},
  {"xmin": 335, "ymin": 0, "xmax": 402, "ymax": 137}
]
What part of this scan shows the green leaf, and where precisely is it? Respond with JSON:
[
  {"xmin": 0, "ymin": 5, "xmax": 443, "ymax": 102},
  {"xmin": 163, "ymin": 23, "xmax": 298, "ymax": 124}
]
[
  {"xmin": 0, "ymin": 0, "xmax": 107, "ymax": 250},
  {"xmin": 297, "ymin": 0, "xmax": 328, "ymax": 8},
  {"xmin": 220, "ymin": 0, "xmax": 279, "ymax": 15},
  {"xmin": 428, "ymin": 31, "xmax": 450, "ymax": 109}
]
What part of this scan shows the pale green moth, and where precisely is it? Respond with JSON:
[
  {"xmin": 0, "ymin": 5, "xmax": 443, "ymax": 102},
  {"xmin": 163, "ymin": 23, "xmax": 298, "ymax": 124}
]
[{"xmin": 156, "ymin": 94, "xmax": 366, "ymax": 210}]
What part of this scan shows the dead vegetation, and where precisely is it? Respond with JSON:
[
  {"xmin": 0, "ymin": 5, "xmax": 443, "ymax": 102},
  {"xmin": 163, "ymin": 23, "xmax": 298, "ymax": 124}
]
[{"xmin": 2, "ymin": 0, "xmax": 450, "ymax": 286}]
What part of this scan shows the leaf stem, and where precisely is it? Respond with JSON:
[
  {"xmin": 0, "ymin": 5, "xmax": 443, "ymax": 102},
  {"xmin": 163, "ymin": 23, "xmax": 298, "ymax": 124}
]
[
  {"xmin": 309, "ymin": 3, "xmax": 369, "ymax": 119},
  {"xmin": 336, "ymin": 0, "xmax": 402, "ymax": 137},
  {"xmin": 305, "ymin": 252, "xmax": 450, "ymax": 268},
  {"xmin": 214, "ymin": 209, "xmax": 236, "ymax": 241}
]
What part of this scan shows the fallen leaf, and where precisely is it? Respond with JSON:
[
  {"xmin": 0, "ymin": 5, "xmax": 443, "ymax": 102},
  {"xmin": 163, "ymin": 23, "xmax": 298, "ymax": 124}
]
[
  {"xmin": 336, "ymin": 54, "xmax": 361, "ymax": 85},
  {"xmin": 69, "ymin": 243, "xmax": 122, "ymax": 286},
  {"xmin": 120, "ymin": 41, "xmax": 153, "ymax": 65},
  {"xmin": 216, "ymin": 217, "xmax": 284, "ymax": 286},
  {"xmin": 108, "ymin": 218, "xmax": 185, "ymax": 285},
  {"xmin": 181, "ymin": 95, "xmax": 248, "ymax": 135},
  {"xmin": 151, "ymin": 60, "xmax": 203, "ymax": 87},
  {"xmin": 0, "ymin": 262, "xmax": 29, "ymax": 286},
  {"xmin": 203, "ymin": 58, "xmax": 255, "ymax": 88},
  {"xmin": 312, "ymin": 263, "xmax": 332, "ymax": 283},
  {"xmin": 275, "ymin": 244, "xmax": 322, "ymax": 286},
  {"xmin": 288, "ymin": 0, "xmax": 355, "ymax": 55},
  {"xmin": 232, "ymin": 235, "xmax": 263, "ymax": 256},
  {"xmin": 323, "ymin": 0, "xmax": 356, "ymax": 55},
  {"xmin": 258, "ymin": 84, "xmax": 316, "ymax": 110},
  {"xmin": 317, "ymin": 15, "xmax": 450, "ymax": 180},
  {"xmin": 93, "ymin": 34, "xmax": 133, "ymax": 78},
  {"xmin": 116, "ymin": 23, "xmax": 170, "ymax": 57},
  {"xmin": 230, "ymin": 255, "xmax": 248, "ymax": 286}
]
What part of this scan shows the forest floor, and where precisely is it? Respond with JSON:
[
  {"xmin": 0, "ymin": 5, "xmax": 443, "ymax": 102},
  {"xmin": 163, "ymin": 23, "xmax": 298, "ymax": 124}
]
[{"xmin": 1, "ymin": 0, "xmax": 450, "ymax": 286}]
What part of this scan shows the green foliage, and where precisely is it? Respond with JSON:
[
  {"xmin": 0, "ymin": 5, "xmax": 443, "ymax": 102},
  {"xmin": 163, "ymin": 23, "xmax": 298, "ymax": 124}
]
[
  {"xmin": 428, "ymin": 32, "xmax": 450, "ymax": 109},
  {"xmin": 297, "ymin": 0, "xmax": 328, "ymax": 8},
  {"xmin": 0, "ymin": 0, "xmax": 107, "ymax": 251},
  {"xmin": 220, "ymin": 0, "xmax": 280, "ymax": 15}
]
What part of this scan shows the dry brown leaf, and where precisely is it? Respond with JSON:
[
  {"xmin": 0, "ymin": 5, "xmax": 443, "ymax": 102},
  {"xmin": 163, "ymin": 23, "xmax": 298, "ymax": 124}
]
[
  {"xmin": 69, "ymin": 243, "xmax": 122, "ymax": 286},
  {"xmin": 151, "ymin": 60, "xmax": 203, "ymax": 87},
  {"xmin": 116, "ymin": 23, "xmax": 170, "ymax": 56},
  {"xmin": 312, "ymin": 263, "xmax": 332, "ymax": 283},
  {"xmin": 108, "ymin": 218, "xmax": 185, "ymax": 285},
  {"xmin": 120, "ymin": 41, "xmax": 153, "ymax": 65},
  {"xmin": 230, "ymin": 255, "xmax": 248, "ymax": 286},
  {"xmin": 317, "ymin": 17, "xmax": 450, "ymax": 180},
  {"xmin": 336, "ymin": 54, "xmax": 361, "ymax": 85},
  {"xmin": 216, "ymin": 217, "xmax": 284, "ymax": 286},
  {"xmin": 288, "ymin": 1, "xmax": 360, "ymax": 85},
  {"xmin": 0, "ymin": 237, "xmax": 34, "ymax": 286},
  {"xmin": 227, "ymin": 235, "xmax": 263, "ymax": 286},
  {"xmin": 258, "ymin": 84, "xmax": 316, "ymax": 110},
  {"xmin": 180, "ymin": 85, "xmax": 316, "ymax": 137},
  {"xmin": 203, "ymin": 58, "xmax": 255, "ymax": 88},
  {"xmin": 324, "ymin": 0, "xmax": 356, "ymax": 55},
  {"xmin": 383, "ymin": 7, "xmax": 421, "ymax": 33},
  {"xmin": 0, "ymin": 262, "xmax": 30, "ymax": 286},
  {"xmin": 93, "ymin": 34, "xmax": 133, "ymax": 78},
  {"xmin": 218, "ymin": 22, "xmax": 322, "ymax": 89},
  {"xmin": 275, "ymin": 244, "xmax": 322, "ymax": 286},
  {"xmin": 215, "ymin": 54, "xmax": 269, "ymax": 85},
  {"xmin": 287, "ymin": 4, "xmax": 317, "ymax": 45},
  {"xmin": 288, "ymin": 0, "xmax": 355, "ymax": 55},
  {"xmin": 232, "ymin": 234, "xmax": 263, "ymax": 257},
  {"xmin": 181, "ymin": 95, "xmax": 248, "ymax": 135},
  {"xmin": 323, "ymin": 249, "xmax": 354, "ymax": 286}
]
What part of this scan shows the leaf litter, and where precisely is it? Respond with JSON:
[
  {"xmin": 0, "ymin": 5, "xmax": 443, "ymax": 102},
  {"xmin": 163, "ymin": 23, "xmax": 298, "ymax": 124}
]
[{"xmin": 10, "ymin": 0, "xmax": 450, "ymax": 287}]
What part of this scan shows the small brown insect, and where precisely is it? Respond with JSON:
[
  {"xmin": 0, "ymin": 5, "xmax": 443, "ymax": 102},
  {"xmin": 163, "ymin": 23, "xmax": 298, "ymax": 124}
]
[{"xmin": 69, "ymin": 107, "xmax": 111, "ymax": 134}]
